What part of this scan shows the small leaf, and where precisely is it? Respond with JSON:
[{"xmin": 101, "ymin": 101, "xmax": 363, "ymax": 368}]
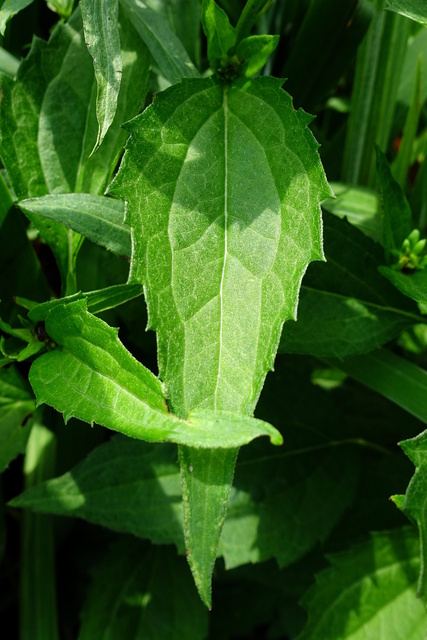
[
  {"xmin": 393, "ymin": 430, "xmax": 427, "ymax": 596},
  {"xmin": 0, "ymin": 0, "xmax": 33, "ymax": 35},
  {"xmin": 386, "ymin": 0, "xmax": 427, "ymax": 26},
  {"xmin": 237, "ymin": 35, "xmax": 279, "ymax": 77},
  {"xmin": 19, "ymin": 194, "xmax": 130, "ymax": 257},
  {"xmin": 119, "ymin": 0, "xmax": 198, "ymax": 83},
  {"xmin": 201, "ymin": 0, "xmax": 236, "ymax": 65},
  {"xmin": 78, "ymin": 540, "xmax": 208, "ymax": 640},
  {"xmin": 322, "ymin": 182, "xmax": 381, "ymax": 242},
  {"xmin": 81, "ymin": 0, "xmax": 122, "ymax": 152},
  {"xmin": 298, "ymin": 528, "xmax": 425, "ymax": 640}
]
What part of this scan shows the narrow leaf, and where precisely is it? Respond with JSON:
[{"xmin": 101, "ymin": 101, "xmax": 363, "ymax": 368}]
[
  {"xmin": 0, "ymin": 0, "xmax": 33, "ymax": 35},
  {"xmin": 19, "ymin": 194, "xmax": 130, "ymax": 257},
  {"xmin": 79, "ymin": 540, "xmax": 208, "ymax": 640},
  {"xmin": 343, "ymin": 1, "xmax": 410, "ymax": 186},
  {"xmin": 0, "ymin": 171, "xmax": 14, "ymax": 229},
  {"xmin": 27, "ymin": 283, "xmax": 142, "ymax": 323},
  {"xmin": 0, "ymin": 46, "xmax": 19, "ymax": 77},
  {"xmin": 298, "ymin": 529, "xmax": 425, "ymax": 640},
  {"xmin": 326, "ymin": 348, "xmax": 427, "ymax": 425},
  {"xmin": 29, "ymin": 300, "xmax": 282, "ymax": 448},
  {"xmin": 379, "ymin": 265, "xmax": 427, "ymax": 307},
  {"xmin": 119, "ymin": 0, "xmax": 198, "ymax": 83},
  {"xmin": 386, "ymin": 0, "xmax": 427, "ymax": 25},
  {"xmin": 392, "ymin": 55, "xmax": 423, "ymax": 189},
  {"xmin": 80, "ymin": 0, "xmax": 122, "ymax": 152},
  {"xmin": 201, "ymin": 0, "xmax": 236, "ymax": 65},
  {"xmin": 376, "ymin": 147, "xmax": 413, "ymax": 259}
]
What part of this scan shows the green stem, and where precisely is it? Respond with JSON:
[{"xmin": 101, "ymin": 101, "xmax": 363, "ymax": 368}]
[{"xmin": 20, "ymin": 417, "xmax": 59, "ymax": 640}]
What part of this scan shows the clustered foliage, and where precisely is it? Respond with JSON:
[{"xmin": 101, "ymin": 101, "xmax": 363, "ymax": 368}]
[{"xmin": 1, "ymin": 0, "xmax": 427, "ymax": 637}]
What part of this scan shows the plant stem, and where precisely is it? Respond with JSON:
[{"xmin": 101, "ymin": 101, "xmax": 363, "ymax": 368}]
[{"xmin": 20, "ymin": 417, "xmax": 58, "ymax": 640}]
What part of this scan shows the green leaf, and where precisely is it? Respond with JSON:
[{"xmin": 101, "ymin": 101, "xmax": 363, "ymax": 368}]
[
  {"xmin": 0, "ymin": 0, "xmax": 33, "ymax": 35},
  {"xmin": 279, "ymin": 214, "xmax": 421, "ymax": 358},
  {"xmin": 0, "ymin": 366, "xmax": 35, "ymax": 471},
  {"xmin": 326, "ymin": 348, "xmax": 427, "ymax": 425},
  {"xmin": 282, "ymin": 0, "xmax": 374, "ymax": 109},
  {"xmin": 392, "ymin": 431, "xmax": 427, "ymax": 596},
  {"xmin": 119, "ymin": 0, "xmax": 198, "ymax": 83},
  {"xmin": 342, "ymin": 1, "xmax": 410, "ymax": 186},
  {"xmin": 392, "ymin": 55, "xmax": 423, "ymax": 189},
  {"xmin": 0, "ymin": 46, "xmax": 19, "ymax": 77},
  {"xmin": 26, "ymin": 283, "xmax": 143, "ymax": 322},
  {"xmin": 19, "ymin": 194, "xmax": 130, "ymax": 257},
  {"xmin": 20, "ymin": 418, "xmax": 58, "ymax": 640},
  {"xmin": 201, "ymin": 0, "xmax": 237, "ymax": 65},
  {"xmin": 322, "ymin": 182, "xmax": 381, "ymax": 242},
  {"xmin": 386, "ymin": 0, "xmax": 427, "ymax": 25},
  {"xmin": 78, "ymin": 540, "xmax": 208, "ymax": 640},
  {"xmin": 298, "ymin": 528, "xmax": 426, "ymax": 640},
  {"xmin": 379, "ymin": 266, "xmax": 427, "ymax": 307},
  {"xmin": 109, "ymin": 75, "xmax": 330, "ymax": 602},
  {"xmin": 80, "ymin": 0, "xmax": 122, "ymax": 152},
  {"xmin": 376, "ymin": 147, "xmax": 413, "ymax": 260},
  {"xmin": 145, "ymin": 0, "xmax": 201, "ymax": 67},
  {"xmin": 236, "ymin": 35, "xmax": 279, "ymax": 77},
  {"xmin": 29, "ymin": 300, "xmax": 282, "ymax": 448},
  {"xmin": 46, "ymin": 0, "xmax": 74, "ymax": 20},
  {"xmin": 10, "ymin": 437, "xmax": 186, "ymax": 549},
  {"xmin": 0, "ymin": 8, "xmax": 149, "ymax": 292},
  {"xmin": 110, "ymin": 75, "xmax": 329, "ymax": 417}
]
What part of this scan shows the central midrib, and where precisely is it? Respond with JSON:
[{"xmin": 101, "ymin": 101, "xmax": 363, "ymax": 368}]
[{"xmin": 213, "ymin": 88, "xmax": 229, "ymax": 410}]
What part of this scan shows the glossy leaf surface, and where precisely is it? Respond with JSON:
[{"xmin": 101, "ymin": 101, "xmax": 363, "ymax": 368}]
[{"xmin": 386, "ymin": 0, "xmax": 427, "ymax": 25}]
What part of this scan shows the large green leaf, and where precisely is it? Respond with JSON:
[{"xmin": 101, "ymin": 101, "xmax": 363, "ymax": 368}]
[
  {"xmin": 279, "ymin": 214, "xmax": 421, "ymax": 358},
  {"xmin": 29, "ymin": 300, "xmax": 282, "ymax": 448},
  {"xmin": 386, "ymin": 0, "xmax": 427, "ymax": 25},
  {"xmin": 80, "ymin": 0, "xmax": 122, "ymax": 151},
  {"xmin": 109, "ymin": 75, "xmax": 330, "ymax": 604},
  {"xmin": 79, "ymin": 540, "xmax": 208, "ymax": 640},
  {"xmin": 379, "ymin": 266, "xmax": 427, "ymax": 307},
  {"xmin": 145, "ymin": 0, "xmax": 201, "ymax": 66},
  {"xmin": 393, "ymin": 430, "xmax": 427, "ymax": 596},
  {"xmin": 298, "ymin": 528, "xmax": 426, "ymax": 640},
  {"xmin": 0, "ymin": 366, "xmax": 35, "ymax": 471}
]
